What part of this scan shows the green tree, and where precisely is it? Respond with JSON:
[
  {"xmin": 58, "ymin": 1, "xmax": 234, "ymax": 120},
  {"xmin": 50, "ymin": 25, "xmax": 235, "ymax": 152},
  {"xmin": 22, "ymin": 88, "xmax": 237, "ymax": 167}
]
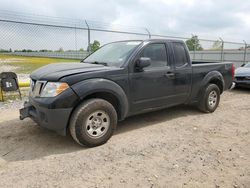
[
  {"xmin": 79, "ymin": 48, "xmax": 84, "ymax": 52},
  {"xmin": 212, "ymin": 40, "xmax": 223, "ymax": 50},
  {"xmin": 58, "ymin": 47, "xmax": 64, "ymax": 52},
  {"xmin": 185, "ymin": 36, "xmax": 203, "ymax": 51},
  {"xmin": 39, "ymin": 49, "xmax": 52, "ymax": 52},
  {"xmin": 89, "ymin": 40, "xmax": 100, "ymax": 52}
]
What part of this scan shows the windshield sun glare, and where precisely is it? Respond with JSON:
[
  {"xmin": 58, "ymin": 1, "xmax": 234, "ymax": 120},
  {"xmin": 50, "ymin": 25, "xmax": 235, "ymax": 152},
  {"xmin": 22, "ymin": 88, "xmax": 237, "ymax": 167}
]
[{"xmin": 84, "ymin": 41, "xmax": 142, "ymax": 67}]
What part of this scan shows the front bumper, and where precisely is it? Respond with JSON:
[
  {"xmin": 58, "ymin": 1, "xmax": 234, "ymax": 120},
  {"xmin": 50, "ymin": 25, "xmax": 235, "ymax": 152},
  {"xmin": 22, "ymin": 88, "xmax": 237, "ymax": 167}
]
[
  {"xmin": 230, "ymin": 82, "xmax": 236, "ymax": 90},
  {"xmin": 19, "ymin": 99, "xmax": 73, "ymax": 135},
  {"xmin": 19, "ymin": 88, "xmax": 79, "ymax": 135},
  {"xmin": 234, "ymin": 80, "xmax": 250, "ymax": 88}
]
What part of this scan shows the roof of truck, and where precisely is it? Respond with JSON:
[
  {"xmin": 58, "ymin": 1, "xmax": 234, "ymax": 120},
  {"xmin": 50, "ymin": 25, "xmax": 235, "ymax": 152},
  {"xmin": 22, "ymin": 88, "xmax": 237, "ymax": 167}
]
[
  {"xmin": 108, "ymin": 39, "xmax": 185, "ymax": 44},
  {"xmin": 144, "ymin": 38, "xmax": 184, "ymax": 42}
]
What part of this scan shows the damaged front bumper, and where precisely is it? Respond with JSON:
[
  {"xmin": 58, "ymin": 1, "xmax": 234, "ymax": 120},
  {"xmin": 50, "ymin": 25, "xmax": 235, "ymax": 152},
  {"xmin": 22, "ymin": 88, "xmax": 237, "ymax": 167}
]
[
  {"xmin": 19, "ymin": 101, "xmax": 33, "ymax": 120},
  {"xmin": 19, "ymin": 99, "xmax": 73, "ymax": 136},
  {"xmin": 19, "ymin": 88, "xmax": 79, "ymax": 135}
]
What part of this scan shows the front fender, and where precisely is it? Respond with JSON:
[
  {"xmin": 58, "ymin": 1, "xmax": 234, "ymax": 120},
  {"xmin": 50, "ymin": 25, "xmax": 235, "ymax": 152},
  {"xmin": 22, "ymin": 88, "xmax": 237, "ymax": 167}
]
[{"xmin": 71, "ymin": 78, "xmax": 129, "ymax": 119}]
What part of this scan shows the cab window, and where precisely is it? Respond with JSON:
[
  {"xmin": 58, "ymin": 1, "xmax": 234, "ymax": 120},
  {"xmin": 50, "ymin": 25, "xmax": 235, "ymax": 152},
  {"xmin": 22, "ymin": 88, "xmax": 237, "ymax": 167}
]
[
  {"xmin": 172, "ymin": 42, "xmax": 189, "ymax": 67},
  {"xmin": 140, "ymin": 43, "xmax": 168, "ymax": 69}
]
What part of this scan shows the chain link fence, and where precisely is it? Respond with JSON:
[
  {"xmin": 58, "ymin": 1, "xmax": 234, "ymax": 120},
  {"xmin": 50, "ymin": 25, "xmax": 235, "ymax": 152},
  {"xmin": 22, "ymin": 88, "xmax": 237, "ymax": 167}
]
[{"xmin": 0, "ymin": 10, "xmax": 249, "ymax": 67}]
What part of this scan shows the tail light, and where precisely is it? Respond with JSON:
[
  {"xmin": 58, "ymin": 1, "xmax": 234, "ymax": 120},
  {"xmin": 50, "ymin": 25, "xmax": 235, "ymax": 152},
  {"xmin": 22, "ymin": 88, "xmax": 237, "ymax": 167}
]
[{"xmin": 231, "ymin": 64, "xmax": 235, "ymax": 80}]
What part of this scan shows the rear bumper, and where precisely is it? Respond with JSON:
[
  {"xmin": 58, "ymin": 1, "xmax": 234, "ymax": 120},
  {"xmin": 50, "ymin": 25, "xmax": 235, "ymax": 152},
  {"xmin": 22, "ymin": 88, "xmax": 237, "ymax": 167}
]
[{"xmin": 20, "ymin": 100, "xmax": 72, "ymax": 135}]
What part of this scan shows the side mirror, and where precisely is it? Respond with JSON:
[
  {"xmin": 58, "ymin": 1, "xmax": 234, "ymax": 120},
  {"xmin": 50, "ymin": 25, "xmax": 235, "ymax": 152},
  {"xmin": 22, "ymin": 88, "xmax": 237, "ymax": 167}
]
[
  {"xmin": 136, "ymin": 57, "xmax": 151, "ymax": 71},
  {"xmin": 241, "ymin": 64, "xmax": 245, "ymax": 67}
]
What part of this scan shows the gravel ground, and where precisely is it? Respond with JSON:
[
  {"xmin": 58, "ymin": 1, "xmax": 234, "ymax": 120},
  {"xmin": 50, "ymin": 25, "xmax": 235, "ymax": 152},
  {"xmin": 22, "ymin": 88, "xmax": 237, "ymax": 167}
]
[
  {"xmin": 0, "ymin": 89, "xmax": 249, "ymax": 188},
  {"xmin": 0, "ymin": 63, "xmax": 30, "ymax": 82}
]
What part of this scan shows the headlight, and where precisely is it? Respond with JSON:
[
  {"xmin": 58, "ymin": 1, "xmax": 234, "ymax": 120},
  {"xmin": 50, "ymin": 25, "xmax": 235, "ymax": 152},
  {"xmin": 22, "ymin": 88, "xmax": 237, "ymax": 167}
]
[{"xmin": 40, "ymin": 82, "xmax": 69, "ymax": 97}]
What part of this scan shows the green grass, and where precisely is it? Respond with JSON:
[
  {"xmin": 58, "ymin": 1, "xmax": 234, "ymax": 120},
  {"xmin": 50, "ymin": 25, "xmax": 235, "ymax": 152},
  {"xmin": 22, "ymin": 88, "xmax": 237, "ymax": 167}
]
[{"xmin": 0, "ymin": 54, "xmax": 79, "ymax": 74}]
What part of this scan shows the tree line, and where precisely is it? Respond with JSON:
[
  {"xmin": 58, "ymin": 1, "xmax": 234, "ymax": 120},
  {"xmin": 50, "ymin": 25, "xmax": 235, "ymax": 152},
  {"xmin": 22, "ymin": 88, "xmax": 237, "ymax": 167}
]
[
  {"xmin": 1, "ymin": 39, "xmax": 249, "ymax": 53},
  {"xmin": 0, "ymin": 40, "xmax": 101, "ymax": 53},
  {"xmin": 185, "ymin": 36, "xmax": 250, "ymax": 51}
]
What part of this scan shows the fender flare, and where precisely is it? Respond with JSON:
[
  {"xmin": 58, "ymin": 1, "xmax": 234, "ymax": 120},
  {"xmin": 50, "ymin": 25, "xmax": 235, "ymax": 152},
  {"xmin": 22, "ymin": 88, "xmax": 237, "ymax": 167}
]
[
  {"xmin": 71, "ymin": 78, "xmax": 129, "ymax": 120},
  {"xmin": 201, "ymin": 71, "xmax": 225, "ymax": 90},
  {"xmin": 198, "ymin": 71, "xmax": 225, "ymax": 100}
]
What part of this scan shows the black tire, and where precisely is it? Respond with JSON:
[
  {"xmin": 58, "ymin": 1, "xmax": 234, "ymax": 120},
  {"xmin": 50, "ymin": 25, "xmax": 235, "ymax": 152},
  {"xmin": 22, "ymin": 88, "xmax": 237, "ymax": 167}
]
[
  {"xmin": 198, "ymin": 84, "xmax": 220, "ymax": 113},
  {"xmin": 69, "ymin": 98, "xmax": 117, "ymax": 147}
]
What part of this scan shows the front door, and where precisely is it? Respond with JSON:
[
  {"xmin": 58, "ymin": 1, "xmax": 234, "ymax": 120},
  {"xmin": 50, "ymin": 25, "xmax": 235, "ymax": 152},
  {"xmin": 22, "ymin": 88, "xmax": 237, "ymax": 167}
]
[{"xmin": 129, "ymin": 43, "xmax": 176, "ymax": 113}]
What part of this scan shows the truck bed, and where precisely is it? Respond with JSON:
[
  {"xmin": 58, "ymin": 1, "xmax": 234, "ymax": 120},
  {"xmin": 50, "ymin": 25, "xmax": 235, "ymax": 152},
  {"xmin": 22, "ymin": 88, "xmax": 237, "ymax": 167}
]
[
  {"xmin": 189, "ymin": 61, "xmax": 233, "ymax": 103},
  {"xmin": 192, "ymin": 60, "xmax": 228, "ymax": 65}
]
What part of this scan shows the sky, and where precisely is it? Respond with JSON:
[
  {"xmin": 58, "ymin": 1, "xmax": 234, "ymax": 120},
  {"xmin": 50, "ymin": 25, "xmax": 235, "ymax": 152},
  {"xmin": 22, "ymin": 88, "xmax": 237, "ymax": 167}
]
[{"xmin": 0, "ymin": 0, "xmax": 249, "ymax": 50}]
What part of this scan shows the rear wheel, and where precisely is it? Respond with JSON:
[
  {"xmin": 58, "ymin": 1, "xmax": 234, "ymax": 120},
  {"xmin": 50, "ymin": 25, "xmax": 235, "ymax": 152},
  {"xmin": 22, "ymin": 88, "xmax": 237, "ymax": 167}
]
[
  {"xmin": 69, "ymin": 99, "xmax": 117, "ymax": 147},
  {"xmin": 198, "ymin": 84, "xmax": 220, "ymax": 113}
]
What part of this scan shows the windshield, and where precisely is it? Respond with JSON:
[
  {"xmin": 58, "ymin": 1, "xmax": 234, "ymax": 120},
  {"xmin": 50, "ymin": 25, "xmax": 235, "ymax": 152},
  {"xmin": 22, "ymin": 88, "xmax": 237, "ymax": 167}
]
[
  {"xmin": 244, "ymin": 63, "xmax": 250, "ymax": 68},
  {"xmin": 83, "ymin": 41, "xmax": 142, "ymax": 67}
]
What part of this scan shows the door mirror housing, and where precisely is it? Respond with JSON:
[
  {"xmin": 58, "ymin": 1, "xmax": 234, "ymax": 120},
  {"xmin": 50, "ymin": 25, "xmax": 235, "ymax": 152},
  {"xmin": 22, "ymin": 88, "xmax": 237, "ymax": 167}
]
[{"xmin": 136, "ymin": 57, "xmax": 151, "ymax": 71}]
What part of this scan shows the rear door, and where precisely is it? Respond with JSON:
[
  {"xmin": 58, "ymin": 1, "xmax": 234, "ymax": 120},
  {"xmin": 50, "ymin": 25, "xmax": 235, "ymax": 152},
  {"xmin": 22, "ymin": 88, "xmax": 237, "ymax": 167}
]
[{"xmin": 171, "ymin": 42, "xmax": 192, "ymax": 103}]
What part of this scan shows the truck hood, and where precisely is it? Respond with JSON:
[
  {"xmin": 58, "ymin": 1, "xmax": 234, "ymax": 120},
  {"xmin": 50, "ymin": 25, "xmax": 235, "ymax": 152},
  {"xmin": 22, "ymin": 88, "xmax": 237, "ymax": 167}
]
[
  {"xmin": 30, "ymin": 62, "xmax": 111, "ymax": 81},
  {"xmin": 235, "ymin": 67, "xmax": 250, "ymax": 77}
]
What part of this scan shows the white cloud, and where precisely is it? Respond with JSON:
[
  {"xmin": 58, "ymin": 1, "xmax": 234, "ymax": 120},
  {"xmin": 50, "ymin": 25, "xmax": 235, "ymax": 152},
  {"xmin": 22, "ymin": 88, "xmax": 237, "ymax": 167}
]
[{"xmin": 0, "ymin": 0, "xmax": 250, "ymax": 49}]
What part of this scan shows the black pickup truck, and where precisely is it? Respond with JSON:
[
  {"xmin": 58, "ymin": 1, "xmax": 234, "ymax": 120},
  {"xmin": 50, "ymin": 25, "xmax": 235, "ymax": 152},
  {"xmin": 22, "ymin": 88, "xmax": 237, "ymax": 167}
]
[{"xmin": 20, "ymin": 39, "xmax": 234, "ymax": 147}]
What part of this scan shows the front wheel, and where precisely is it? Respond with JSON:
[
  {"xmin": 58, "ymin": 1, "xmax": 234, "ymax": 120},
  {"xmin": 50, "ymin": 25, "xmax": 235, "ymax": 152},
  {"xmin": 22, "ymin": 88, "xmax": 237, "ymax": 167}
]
[
  {"xmin": 198, "ymin": 84, "xmax": 220, "ymax": 113},
  {"xmin": 69, "ymin": 99, "xmax": 117, "ymax": 147}
]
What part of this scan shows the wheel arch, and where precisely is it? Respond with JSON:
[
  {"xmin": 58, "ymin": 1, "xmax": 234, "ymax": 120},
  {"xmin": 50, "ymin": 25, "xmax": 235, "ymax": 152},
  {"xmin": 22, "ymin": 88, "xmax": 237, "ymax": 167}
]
[
  {"xmin": 70, "ymin": 78, "xmax": 129, "ymax": 121},
  {"xmin": 201, "ymin": 71, "xmax": 225, "ymax": 93},
  {"xmin": 196, "ymin": 71, "xmax": 224, "ymax": 104},
  {"xmin": 208, "ymin": 78, "xmax": 224, "ymax": 94}
]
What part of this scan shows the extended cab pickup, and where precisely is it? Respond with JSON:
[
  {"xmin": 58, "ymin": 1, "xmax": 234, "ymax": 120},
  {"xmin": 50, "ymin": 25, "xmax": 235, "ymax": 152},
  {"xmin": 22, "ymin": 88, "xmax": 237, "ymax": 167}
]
[{"xmin": 20, "ymin": 39, "xmax": 235, "ymax": 147}]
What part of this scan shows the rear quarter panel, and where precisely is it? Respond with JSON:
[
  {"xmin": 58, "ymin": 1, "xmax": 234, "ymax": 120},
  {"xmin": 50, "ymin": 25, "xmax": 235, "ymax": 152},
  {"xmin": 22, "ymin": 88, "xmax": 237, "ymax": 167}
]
[{"xmin": 190, "ymin": 62, "xmax": 233, "ymax": 103}]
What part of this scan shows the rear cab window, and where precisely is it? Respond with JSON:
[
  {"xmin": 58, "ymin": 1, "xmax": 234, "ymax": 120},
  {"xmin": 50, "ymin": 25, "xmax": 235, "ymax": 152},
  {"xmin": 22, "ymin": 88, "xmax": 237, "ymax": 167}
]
[{"xmin": 172, "ymin": 42, "xmax": 189, "ymax": 67}]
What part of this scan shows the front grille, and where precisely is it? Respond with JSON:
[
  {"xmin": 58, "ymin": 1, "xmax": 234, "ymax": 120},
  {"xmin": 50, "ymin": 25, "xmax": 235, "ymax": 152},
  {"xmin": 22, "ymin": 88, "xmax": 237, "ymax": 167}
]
[
  {"xmin": 235, "ymin": 76, "xmax": 250, "ymax": 81},
  {"xmin": 31, "ymin": 80, "xmax": 46, "ymax": 97},
  {"xmin": 31, "ymin": 79, "xmax": 36, "ymax": 91}
]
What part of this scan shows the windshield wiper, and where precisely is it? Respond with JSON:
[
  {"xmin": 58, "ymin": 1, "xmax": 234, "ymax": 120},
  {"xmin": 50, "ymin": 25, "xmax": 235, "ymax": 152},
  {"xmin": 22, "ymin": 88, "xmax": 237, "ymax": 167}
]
[
  {"xmin": 82, "ymin": 61, "xmax": 108, "ymax": 66},
  {"xmin": 86, "ymin": 61, "xmax": 108, "ymax": 66}
]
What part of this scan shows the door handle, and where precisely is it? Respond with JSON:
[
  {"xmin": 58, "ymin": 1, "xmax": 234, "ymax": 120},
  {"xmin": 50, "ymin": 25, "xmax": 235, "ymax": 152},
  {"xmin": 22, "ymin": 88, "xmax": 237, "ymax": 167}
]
[{"xmin": 164, "ymin": 72, "xmax": 175, "ymax": 78}]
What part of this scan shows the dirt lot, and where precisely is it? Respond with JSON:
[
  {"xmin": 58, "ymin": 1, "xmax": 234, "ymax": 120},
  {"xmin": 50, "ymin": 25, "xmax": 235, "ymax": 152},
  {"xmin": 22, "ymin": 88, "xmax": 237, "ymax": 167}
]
[{"xmin": 0, "ymin": 89, "xmax": 249, "ymax": 188}]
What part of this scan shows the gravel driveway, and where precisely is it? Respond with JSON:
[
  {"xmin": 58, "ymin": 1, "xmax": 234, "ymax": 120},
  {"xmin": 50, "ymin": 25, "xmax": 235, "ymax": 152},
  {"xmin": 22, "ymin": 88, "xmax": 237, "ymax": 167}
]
[{"xmin": 0, "ymin": 89, "xmax": 249, "ymax": 188}]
